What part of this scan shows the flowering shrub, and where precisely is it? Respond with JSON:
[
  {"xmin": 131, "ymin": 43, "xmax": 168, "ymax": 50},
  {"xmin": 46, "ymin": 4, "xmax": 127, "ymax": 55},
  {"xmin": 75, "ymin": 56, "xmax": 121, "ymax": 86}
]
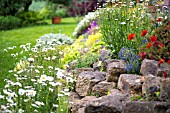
[
  {"xmin": 72, "ymin": 11, "xmax": 99, "ymax": 37},
  {"xmin": 62, "ymin": 32, "xmax": 102, "ymax": 67},
  {"xmin": 98, "ymin": 2, "xmax": 151, "ymax": 57},
  {"xmin": 139, "ymin": 18, "xmax": 170, "ymax": 64},
  {"xmin": 36, "ymin": 33, "xmax": 73, "ymax": 49},
  {"xmin": 119, "ymin": 47, "xmax": 140, "ymax": 74}
]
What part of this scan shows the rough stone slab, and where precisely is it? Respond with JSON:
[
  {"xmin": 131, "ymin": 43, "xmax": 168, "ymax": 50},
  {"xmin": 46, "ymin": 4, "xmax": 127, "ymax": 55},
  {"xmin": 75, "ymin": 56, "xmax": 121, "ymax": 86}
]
[
  {"xmin": 140, "ymin": 59, "xmax": 158, "ymax": 76},
  {"xmin": 160, "ymin": 78, "xmax": 170, "ymax": 101},
  {"xmin": 118, "ymin": 74, "xmax": 143, "ymax": 94},
  {"xmin": 106, "ymin": 60, "xmax": 126, "ymax": 82},
  {"xmin": 76, "ymin": 71, "xmax": 106, "ymax": 96},
  {"xmin": 142, "ymin": 75, "xmax": 161, "ymax": 97},
  {"xmin": 123, "ymin": 101, "xmax": 170, "ymax": 113},
  {"xmin": 84, "ymin": 90, "xmax": 129, "ymax": 113},
  {"xmin": 70, "ymin": 96, "xmax": 97, "ymax": 113},
  {"xmin": 92, "ymin": 81, "xmax": 116, "ymax": 96}
]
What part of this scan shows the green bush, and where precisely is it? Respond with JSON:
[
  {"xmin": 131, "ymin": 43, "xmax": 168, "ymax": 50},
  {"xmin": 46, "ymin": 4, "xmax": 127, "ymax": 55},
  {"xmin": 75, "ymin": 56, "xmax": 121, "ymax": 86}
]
[
  {"xmin": 16, "ymin": 11, "xmax": 43, "ymax": 25},
  {"xmin": 0, "ymin": 16, "xmax": 22, "ymax": 30}
]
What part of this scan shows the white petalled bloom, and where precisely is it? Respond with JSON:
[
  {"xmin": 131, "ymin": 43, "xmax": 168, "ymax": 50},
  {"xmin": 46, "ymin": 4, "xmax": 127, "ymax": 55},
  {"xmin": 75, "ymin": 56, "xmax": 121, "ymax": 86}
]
[
  {"xmin": 25, "ymin": 90, "xmax": 36, "ymax": 97},
  {"xmin": 48, "ymin": 66, "xmax": 53, "ymax": 70},
  {"xmin": 49, "ymin": 87, "xmax": 54, "ymax": 92},
  {"xmin": 4, "ymin": 49, "xmax": 8, "ymax": 52},
  {"xmin": 35, "ymin": 101, "xmax": 44, "ymax": 106},
  {"xmin": 37, "ymin": 66, "xmax": 43, "ymax": 69},
  {"xmin": 49, "ymin": 82, "xmax": 57, "ymax": 87},
  {"xmin": 58, "ymin": 94, "xmax": 64, "ymax": 97},
  {"xmin": 18, "ymin": 109, "xmax": 24, "ymax": 113},
  {"xmin": 4, "ymin": 109, "xmax": 12, "ymax": 113},
  {"xmin": 56, "ymin": 82, "xmax": 62, "ymax": 86},
  {"xmin": 14, "ymin": 82, "xmax": 22, "ymax": 87},
  {"xmin": 47, "ymin": 76, "xmax": 54, "ymax": 81},
  {"xmin": 24, "ymin": 99, "xmax": 29, "ymax": 102},
  {"xmin": 56, "ymin": 70, "xmax": 65, "ymax": 79},
  {"xmin": 53, "ymin": 104, "xmax": 58, "ymax": 108},
  {"xmin": 52, "ymin": 56, "xmax": 57, "ymax": 60},
  {"xmin": 7, "ymin": 98, "xmax": 14, "ymax": 103},
  {"xmin": 31, "ymin": 79, "xmax": 36, "ymax": 82},
  {"xmin": 40, "ymin": 74, "xmax": 47, "ymax": 82},
  {"xmin": 28, "ymin": 58, "xmax": 34, "ymax": 63},
  {"xmin": 120, "ymin": 22, "xmax": 126, "ymax": 25},
  {"xmin": 8, "ymin": 70, "xmax": 13, "ymax": 73},
  {"xmin": 1, "ymin": 105, "xmax": 7, "ymax": 110},
  {"xmin": 0, "ymin": 95, "xmax": 4, "ymax": 99},
  {"xmin": 18, "ymin": 89, "xmax": 25, "ymax": 95},
  {"xmin": 32, "ymin": 104, "xmax": 39, "ymax": 108}
]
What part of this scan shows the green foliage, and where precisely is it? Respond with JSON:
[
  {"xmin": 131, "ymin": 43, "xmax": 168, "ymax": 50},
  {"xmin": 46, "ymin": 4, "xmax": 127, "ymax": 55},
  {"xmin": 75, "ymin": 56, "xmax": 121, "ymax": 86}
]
[
  {"xmin": 0, "ymin": 0, "xmax": 32, "ymax": 16},
  {"xmin": 16, "ymin": 11, "xmax": 43, "ymax": 25},
  {"xmin": 0, "ymin": 16, "xmax": 22, "ymax": 30},
  {"xmin": 98, "ymin": 5, "xmax": 151, "ymax": 58},
  {"xmin": 75, "ymin": 51, "xmax": 100, "ymax": 69}
]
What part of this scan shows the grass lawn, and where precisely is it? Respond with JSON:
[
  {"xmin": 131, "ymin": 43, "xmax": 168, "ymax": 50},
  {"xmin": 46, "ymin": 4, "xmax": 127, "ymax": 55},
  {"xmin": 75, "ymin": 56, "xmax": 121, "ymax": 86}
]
[{"xmin": 0, "ymin": 17, "xmax": 77, "ymax": 90}]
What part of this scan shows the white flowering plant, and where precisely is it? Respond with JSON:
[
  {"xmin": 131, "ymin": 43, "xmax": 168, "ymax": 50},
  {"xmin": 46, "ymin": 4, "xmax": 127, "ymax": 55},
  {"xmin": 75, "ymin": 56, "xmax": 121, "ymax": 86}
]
[
  {"xmin": 36, "ymin": 33, "xmax": 73, "ymax": 49},
  {"xmin": 0, "ymin": 41, "xmax": 76, "ymax": 113}
]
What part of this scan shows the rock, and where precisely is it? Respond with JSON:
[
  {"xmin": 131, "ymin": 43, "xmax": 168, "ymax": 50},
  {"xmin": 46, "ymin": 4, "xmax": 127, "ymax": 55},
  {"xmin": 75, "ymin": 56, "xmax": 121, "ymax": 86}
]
[
  {"xmin": 140, "ymin": 59, "xmax": 170, "ymax": 77},
  {"xmin": 84, "ymin": 90, "xmax": 129, "ymax": 113},
  {"xmin": 70, "ymin": 96, "xmax": 97, "ymax": 113},
  {"xmin": 157, "ymin": 63, "xmax": 170, "ymax": 77},
  {"xmin": 76, "ymin": 71, "xmax": 106, "ymax": 96},
  {"xmin": 140, "ymin": 59, "xmax": 158, "ymax": 76},
  {"xmin": 118, "ymin": 74, "xmax": 143, "ymax": 94},
  {"xmin": 159, "ymin": 78, "xmax": 170, "ymax": 101},
  {"xmin": 69, "ymin": 91, "xmax": 81, "ymax": 102},
  {"xmin": 103, "ymin": 59, "xmax": 119, "ymax": 71},
  {"xmin": 92, "ymin": 81, "xmax": 116, "ymax": 96},
  {"xmin": 99, "ymin": 49, "xmax": 111, "ymax": 62},
  {"xmin": 142, "ymin": 75, "xmax": 161, "ymax": 98},
  {"xmin": 93, "ymin": 61, "xmax": 102, "ymax": 72},
  {"xmin": 106, "ymin": 60, "xmax": 126, "ymax": 82},
  {"xmin": 123, "ymin": 101, "xmax": 170, "ymax": 113}
]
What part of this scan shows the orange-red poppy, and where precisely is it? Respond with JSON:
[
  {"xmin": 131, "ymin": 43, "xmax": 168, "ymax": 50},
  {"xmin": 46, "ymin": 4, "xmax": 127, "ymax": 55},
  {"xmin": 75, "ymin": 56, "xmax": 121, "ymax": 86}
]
[
  {"xmin": 168, "ymin": 60, "xmax": 170, "ymax": 64},
  {"xmin": 147, "ymin": 43, "xmax": 152, "ymax": 48},
  {"xmin": 128, "ymin": 33, "xmax": 135, "ymax": 40},
  {"xmin": 157, "ymin": 17, "xmax": 162, "ymax": 22},
  {"xmin": 140, "ymin": 30, "xmax": 148, "ymax": 36},
  {"xmin": 150, "ymin": 36, "xmax": 157, "ymax": 42}
]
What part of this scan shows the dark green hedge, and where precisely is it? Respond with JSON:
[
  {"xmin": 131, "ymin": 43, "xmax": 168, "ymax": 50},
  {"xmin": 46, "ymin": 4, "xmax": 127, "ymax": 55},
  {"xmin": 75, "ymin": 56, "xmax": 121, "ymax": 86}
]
[{"xmin": 0, "ymin": 16, "xmax": 22, "ymax": 30}]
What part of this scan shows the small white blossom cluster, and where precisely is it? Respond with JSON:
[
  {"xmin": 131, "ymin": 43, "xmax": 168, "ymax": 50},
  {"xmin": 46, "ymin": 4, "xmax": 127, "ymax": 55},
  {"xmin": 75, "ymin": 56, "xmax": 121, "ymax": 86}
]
[
  {"xmin": 36, "ymin": 33, "xmax": 73, "ymax": 49},
  {"xmin": 73, "ymin": 12, "xmax": 99, "ymax": 37}
]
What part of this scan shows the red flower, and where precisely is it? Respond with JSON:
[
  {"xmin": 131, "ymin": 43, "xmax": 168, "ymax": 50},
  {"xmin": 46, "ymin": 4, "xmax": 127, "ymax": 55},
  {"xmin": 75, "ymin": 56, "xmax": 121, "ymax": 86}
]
[
  {"xmin": 163, "ymin": 71, "xmax": 167, "ymax": 78},
  {"xmin": 159, "ymin": 43, "xmax": 164, "ymax": 48},
  {"xmin": 150, "ymin": 36, "xmax": 157, "ymax": 42},
  {"xmin": 139, "ymin": 52, "xmax": 146, "ymax": 59},
  {"xmin": 157, "ymin": 17, "xmax": 162, "ymax": 22},
  {"xmin": 168, "ymin": 60, "xmax": 170, "ymax": 64},
  {"xmin": 165, "ymin": 26, "xmax": 170, "ymax": 30},
  {"xmin": 140, "ymin": 30, "xmax": 148, "ymax": 36},
  {"xmin": 159, "ymin": 58, "xmax": 165, "ymax": 64},
  {"xmin": 147, "ymin": 43, "xmax": 152, "ymax": 48},
  {"xmin": 128, "ymin": 33, "xmax": 135, "ymax": 40}
]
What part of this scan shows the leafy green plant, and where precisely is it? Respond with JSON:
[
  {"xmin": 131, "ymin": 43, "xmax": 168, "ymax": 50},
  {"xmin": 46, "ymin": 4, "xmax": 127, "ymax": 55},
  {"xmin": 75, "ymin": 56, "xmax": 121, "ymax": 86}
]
[
  {"xmin": 16, "ymin": 11, "xmax": 43, "ymax": 25},
  {"xmin": 0, "ymin": 16, "xmax": 22, "ymax": 30},
  {"xmin": 98, "ymin": 3, "xmax": 151, "ymax": 58}
]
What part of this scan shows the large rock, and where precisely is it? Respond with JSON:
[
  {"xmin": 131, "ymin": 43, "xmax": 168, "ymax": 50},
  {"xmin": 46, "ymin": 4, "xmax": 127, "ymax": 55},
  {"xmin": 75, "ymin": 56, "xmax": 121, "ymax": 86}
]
[
  {"xmin": 140, "ymin": 59, "xmax": 158, "ymax": 76},
  {"xmin": 92, "ymin": 81, "xmax": 116, "ymax": 96},
  {"xmin": 106, "ymin": 60, "xmax": 126, "ymax": 82},
  {"xmin": 118, "ymin": 74, "xmax": 143, "ymax": 94},
  {"xmin": 84, "ymin": 89, "xmax": 130, "ymax": 113},
  {"xmin": 142, "ymin": 75, "xmax": 161, "ymax": 98},
  {"xmin": 140, "ymin": 59, "xmax": 170, "ymax": 77},
  {"xmin": 123, "ymin": 101, "xmax": 170, "ymax": 113},
  {"xmin": 76, "ymin": 71, "xmax": 106, "ymax": 96},
  {"xmin": 70, "ymin": 96, "xmax": 97, "ymax": 113},
  {"xmin": 159, "ymin": 78, "xmax": 170, "ymax": 101}
]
